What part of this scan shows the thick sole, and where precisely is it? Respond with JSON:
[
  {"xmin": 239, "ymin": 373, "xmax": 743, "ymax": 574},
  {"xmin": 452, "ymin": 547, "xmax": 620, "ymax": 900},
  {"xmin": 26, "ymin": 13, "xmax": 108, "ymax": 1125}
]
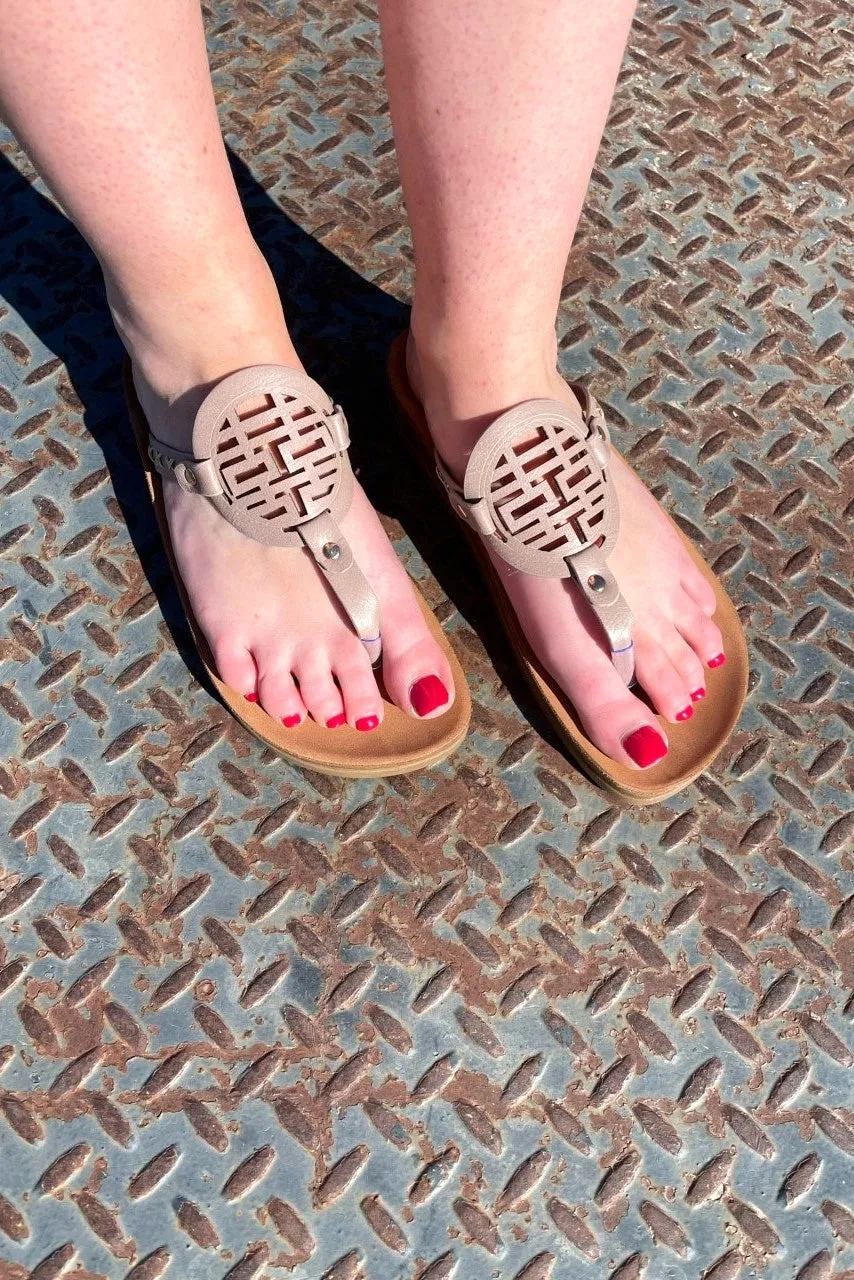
[
  {"xmin": 123, "ymin": 360, "xmax": 471, "ymax": 779},
  {"xmin": 387, "ymin": 332, "xmax": 749, "ymax": 804}
]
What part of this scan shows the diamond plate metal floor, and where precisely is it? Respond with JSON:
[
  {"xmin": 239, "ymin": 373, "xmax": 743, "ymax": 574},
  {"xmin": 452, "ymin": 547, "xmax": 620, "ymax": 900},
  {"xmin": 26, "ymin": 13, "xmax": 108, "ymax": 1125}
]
[{"xmin": 1, "ymin": 2, "xmax": 853, "ymax": 1278}]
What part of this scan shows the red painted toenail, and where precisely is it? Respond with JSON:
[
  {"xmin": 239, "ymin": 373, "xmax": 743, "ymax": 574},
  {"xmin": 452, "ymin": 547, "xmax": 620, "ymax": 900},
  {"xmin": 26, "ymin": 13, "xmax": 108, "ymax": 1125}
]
[
  {"xmin": 410, "ymin": 674, "xmax": 449, "ymax": 717},
  {"xmin": 282, "ymin": 714, "xmax": 301, "ymax": 728},
  {"xmin": 356, "ymin": 715, "xmax": 379, "ymax": 732},
  {"xmin": 244, "ymin": 692, "xmax": 259, "ymax": 703},
  {"xmin": 622, "ymin": 725, "xmax": 668, "ymax": 768},
  {"xmin": 326, "ymin": 713, "xmax": 346, "ymax": 729},
  {"xmin": 675, "ymin": 705, "xmax": 694, "ymax": 722},
  {"xmin": 690, "ymin": 688, "xmax": 706, "ymax": 701},
  {"xmin": 708, "ymin": 653, "xmax": 726, "ymax": 668}
]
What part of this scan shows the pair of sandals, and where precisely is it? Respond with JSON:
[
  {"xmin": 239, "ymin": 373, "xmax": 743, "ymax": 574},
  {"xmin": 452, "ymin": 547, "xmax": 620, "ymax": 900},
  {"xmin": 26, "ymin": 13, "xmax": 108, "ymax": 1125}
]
[{"xmin": 126, "ymin": 334, "xmax": 747, "ymax": 803}]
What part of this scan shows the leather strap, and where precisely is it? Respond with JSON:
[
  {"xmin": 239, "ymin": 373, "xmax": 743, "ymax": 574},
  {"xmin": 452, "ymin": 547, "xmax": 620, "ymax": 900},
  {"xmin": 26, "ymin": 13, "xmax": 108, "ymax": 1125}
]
[
  {"xmin": 299, "ymin": 512, "xmax": 382, "ymax": 665},
  {"xmin": 436, "ymin": 386, "xmax": 634, "ymax": 685},
  {"xmin": 146, "ymin": 366, "xmax": 381, "ymax": 660}
]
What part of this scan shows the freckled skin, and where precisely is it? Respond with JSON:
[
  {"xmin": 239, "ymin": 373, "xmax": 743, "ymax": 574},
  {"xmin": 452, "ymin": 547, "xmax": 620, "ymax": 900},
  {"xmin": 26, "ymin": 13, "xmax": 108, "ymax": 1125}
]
[
  {"xmin": 0, "ymin": 0, "xmax": 722, "ymax": 766},
  {"xmin": 0, "ymin": 0, "xmax": 455, "ymax": 731},
  {"xmin": 383, "ymin": 0, "xmax": 724, "ymax": 767}
]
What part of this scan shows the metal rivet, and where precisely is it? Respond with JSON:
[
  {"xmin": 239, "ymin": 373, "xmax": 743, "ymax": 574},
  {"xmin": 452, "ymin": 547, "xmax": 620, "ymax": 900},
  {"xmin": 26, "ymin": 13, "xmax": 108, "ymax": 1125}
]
[
  {"xmin": 323, "ymin": 542, "xmax": 341, "ymax": 561},
  {"xmin": 588, "ymin": 573, "xmax": 606, "ymax": 593}
]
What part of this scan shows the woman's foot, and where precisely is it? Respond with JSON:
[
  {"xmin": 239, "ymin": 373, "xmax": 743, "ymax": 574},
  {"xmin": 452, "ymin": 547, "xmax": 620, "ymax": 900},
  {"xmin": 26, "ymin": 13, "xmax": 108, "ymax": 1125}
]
[
  {"xmin": 407, "ymin": 328, "xmax": 725, "ymax": 770},
  {"xmin": 113, "ymin": 262, "xmax": 455, "ymax": 731}
]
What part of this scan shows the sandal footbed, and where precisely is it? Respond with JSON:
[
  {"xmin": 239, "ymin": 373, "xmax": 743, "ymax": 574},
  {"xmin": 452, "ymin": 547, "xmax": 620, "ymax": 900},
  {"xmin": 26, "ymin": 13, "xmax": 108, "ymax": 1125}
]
[
  {"xmin": 387, "ymin": 332, "xmax": 748, "ymax": 804},
  {"xmin": 124, "ymin": 359, "xmax": 471, "ymax": 778}
]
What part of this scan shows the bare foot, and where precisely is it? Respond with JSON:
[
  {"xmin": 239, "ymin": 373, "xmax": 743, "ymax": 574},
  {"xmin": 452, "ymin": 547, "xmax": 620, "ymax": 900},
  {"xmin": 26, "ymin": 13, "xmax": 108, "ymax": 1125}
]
[
  {"xmin": 115, "ymin": 269, "xmax": 455, "ymax": 732},
  {"xmin": 408, "ymin": 332, "xmax": 724, "ymax": 769}
]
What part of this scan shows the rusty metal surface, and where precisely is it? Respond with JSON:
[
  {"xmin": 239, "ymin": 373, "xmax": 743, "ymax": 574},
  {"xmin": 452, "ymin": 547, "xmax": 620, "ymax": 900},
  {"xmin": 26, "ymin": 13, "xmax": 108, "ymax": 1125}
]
[{"xmin": 1, "ymin": 0, "xmax": 853, "ymax": 1277}]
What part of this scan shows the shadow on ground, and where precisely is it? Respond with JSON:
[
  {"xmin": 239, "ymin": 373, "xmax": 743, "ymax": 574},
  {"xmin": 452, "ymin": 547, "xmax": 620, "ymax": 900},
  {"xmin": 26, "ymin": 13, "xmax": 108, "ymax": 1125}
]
[{"xmin": 1, "ymin": 147, "xmax": 553, "ymax": 733}]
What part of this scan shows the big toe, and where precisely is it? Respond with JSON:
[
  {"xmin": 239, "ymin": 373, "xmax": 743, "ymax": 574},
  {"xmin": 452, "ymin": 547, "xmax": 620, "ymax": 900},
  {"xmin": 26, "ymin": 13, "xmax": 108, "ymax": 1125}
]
[
  {"xmin": 547, "ymin": 640, "xmax": 669, "ymax": 770},
  {"xmin": 380, "ymin": 601, "xmax": 455, "ymax": 721}
]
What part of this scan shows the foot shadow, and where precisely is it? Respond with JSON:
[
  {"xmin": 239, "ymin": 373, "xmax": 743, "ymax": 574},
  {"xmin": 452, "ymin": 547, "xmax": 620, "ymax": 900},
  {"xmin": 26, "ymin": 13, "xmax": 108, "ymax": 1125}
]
[{"xmin": 0, "ymin": 147, "xmax": 553, "ymax": 743}]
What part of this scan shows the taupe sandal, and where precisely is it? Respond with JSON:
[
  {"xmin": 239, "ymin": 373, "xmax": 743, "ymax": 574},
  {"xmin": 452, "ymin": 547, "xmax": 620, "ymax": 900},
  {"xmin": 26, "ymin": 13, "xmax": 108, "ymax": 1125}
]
[
  {"xmin": 388, "ymin": 333, "xmax": 748, "ymax": 803},
  {"xmin": 124, "ymin": 360, "xmax": 469, "ymax": 778}
]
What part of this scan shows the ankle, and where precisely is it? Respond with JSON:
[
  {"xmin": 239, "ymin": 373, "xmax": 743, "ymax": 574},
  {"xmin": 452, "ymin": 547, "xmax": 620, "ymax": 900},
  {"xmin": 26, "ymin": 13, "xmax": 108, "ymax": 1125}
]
[
  {"xmin": 407, "ymin": 314, "xmax": 562, "ymax": 469},
  {"xmin": 107, "ymin": 247, "xmax": 301, "ymax": 443}
]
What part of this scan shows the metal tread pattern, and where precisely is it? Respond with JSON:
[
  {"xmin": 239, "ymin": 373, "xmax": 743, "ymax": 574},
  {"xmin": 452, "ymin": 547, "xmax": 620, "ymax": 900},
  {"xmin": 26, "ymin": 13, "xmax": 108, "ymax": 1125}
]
[{"xmin": 1, "ymin": 1, "xmax": 852, "ymax": 1277}]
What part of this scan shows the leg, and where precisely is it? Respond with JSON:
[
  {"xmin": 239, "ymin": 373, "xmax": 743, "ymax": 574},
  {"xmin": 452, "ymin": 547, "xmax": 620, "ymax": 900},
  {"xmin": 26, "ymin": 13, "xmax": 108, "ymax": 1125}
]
[
  {"xmin": 0, "ymin": 0, "xmax": 455, "ymax": 731},
  {"xmin": 380, "ymin": 0, "xmax": 724, "ymax": 768}
]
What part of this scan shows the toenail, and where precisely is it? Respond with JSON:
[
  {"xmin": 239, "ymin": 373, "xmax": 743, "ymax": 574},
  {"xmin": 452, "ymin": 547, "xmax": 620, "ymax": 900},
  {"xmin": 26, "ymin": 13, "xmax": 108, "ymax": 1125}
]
[
  {"xmin": 410, "ymin": 674, "xmax": 449, "ymax": 717},
  {"xmin": 622, "ymin": 725, "xmax": 668, "ymax": 769},
  {"xmin": 244, "ymin": 692, "xmax": 259, "ymax": 703},
  {"xmin": 690, "ymin": 688, "xmax": 706, "ymax": 701},
  {"xmin": 356, "ymin": 715, "xmax": 379, "ymax": 732},
  {"xmin": 326, "ymin": 713, "xmax": 346, "ymax": 729},
  {"xmin": 282, "ymin": 714, "xmax": 301, "ymax": 728},
  {"xmin": 675, "ymin": 705, "xmax": 694, "ymax": 722},
  {"xmin": 708, "ymin": 653, "xmax": 726, "ymax": 668}
]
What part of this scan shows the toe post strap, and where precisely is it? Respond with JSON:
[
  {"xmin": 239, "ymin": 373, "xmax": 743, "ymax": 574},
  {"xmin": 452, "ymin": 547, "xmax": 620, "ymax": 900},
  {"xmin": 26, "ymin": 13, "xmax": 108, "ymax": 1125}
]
[
  {"xmin": 146, "ymin": 364, "xmax": 381, "ymax": 660},
  {"xmin": 568, "ymin": 545, "xmax": 635, "ymax": 686},
  {"xmin": 299, "ymin": 512, "xmax": 382, "ymax": 664},
  {"xmin": 436, "ymin": 385, "xmax": 635, "ymax": 685}
]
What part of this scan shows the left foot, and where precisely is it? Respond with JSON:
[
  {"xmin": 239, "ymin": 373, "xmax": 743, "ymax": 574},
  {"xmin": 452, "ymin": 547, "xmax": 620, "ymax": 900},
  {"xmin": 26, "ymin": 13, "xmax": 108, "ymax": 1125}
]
[
  {"xmin": 112, "ymin": 257, "xmax": 456, "ymax": 732},
  {"xmin": 408, "ymin": 331, "xmax": 725, "ymax": 770}
]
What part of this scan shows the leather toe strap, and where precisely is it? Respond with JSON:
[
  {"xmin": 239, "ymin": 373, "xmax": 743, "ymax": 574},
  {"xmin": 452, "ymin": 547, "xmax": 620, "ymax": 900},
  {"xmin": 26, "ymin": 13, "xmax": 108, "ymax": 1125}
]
[
  {"xmin": 299, "ymin": 512, "xmax": 381, "ymax": 664},
  {"xmin": 567, "ymin": 545, "xmax": 635, "ymax": 686}
]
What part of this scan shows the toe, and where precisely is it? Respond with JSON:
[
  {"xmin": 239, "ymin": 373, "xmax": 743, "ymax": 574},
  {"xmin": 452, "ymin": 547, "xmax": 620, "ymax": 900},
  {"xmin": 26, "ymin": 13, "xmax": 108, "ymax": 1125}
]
[
  {"xmin": 662, "ymin": 626, "xmax": 707, "ymax": 705},
  {"xmin": 542, "ymin": 636, "xmax": 669, "ymax": 769},
  {"xmin": 293, "ymin": 650, "xmax": 345, "ymax": 728},
  {"xmin": 633, "ymin": 631, "xmax": 695, "ymax": 724},
  {"xmin": 257, "ymin": 657, "xmax": 307, "ymax": 727},
  {"xmin": 334, "ymin": 646, "xmax": 383, "ymax": 732},
  {"xmin": 681, "ymin": 564, "xmax": 717, "ymax": 617},
  {"xmin": 212, "ymin": 638, "xmax": 258, "ymax": 702},
  {"xmin": 676, "ymin": 603, "xmax": 725, "ymax": 671},
  {"xmin": 368, "ymin": 549, "xmax": 455, "ymax": 719},
  {"xmin": 383, "ymin": 634, "xmax": 455, "ymax": 720}
]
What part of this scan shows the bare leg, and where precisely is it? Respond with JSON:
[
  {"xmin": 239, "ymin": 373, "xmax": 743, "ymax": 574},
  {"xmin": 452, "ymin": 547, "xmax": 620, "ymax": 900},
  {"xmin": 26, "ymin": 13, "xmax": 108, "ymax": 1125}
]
[
  {"xmin": 0, "ymin": 0, "xmax": 455, "ymax": 730},
  {"xmin": 380, "ymin": 0, "xmax": 725, "ymax": 768}
]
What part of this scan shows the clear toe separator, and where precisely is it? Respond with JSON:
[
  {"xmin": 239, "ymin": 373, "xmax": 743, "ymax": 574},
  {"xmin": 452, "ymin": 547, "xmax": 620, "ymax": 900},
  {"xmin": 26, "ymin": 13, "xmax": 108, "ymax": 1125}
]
[
  {"xmin": 147, "ymin": 365, "xmax": 381, "ymax": 662},
  {"xmin": 436, "ymin": 386, "xmax": 635, "ymax": 685}
]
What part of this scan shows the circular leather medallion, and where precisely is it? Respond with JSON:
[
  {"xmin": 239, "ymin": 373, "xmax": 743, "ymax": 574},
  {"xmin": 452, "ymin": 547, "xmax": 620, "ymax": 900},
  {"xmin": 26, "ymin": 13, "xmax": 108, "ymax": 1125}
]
[
  {"xmin": 464, "ymin": 399, "xmax": 616, "ymax": 577},
  {"xmin": 192, "ymin": 366, "xmax": 352, "ymax": 546}
]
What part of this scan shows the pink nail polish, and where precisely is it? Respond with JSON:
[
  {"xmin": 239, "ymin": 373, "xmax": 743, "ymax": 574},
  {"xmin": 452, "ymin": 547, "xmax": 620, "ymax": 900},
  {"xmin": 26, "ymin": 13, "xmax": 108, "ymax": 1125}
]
[
  {"xmin": 675, "ymin": 705, "xmax": 694, "ymax": 722},
  {"xmin": 326, "ymin": 713, "xmax": 346, "ymax": 729},
  {"xmin": 410, "ymin": 674, "xmax": 449, "ymax": 717},
  {"xmin": 282, "ymin": 713, "xmax": 301, "ymax": 728},
  {"xmin": 244, "ymin": 692, "xmax": 259, "ymax": 703},
  {"xmin": 708, "ymin": 653, "xmax": 726, "ymax": 669},
  {"xmin": 356, "ymin": 715, "xmax": 379, "ymax": 732},
  {"xmin": 690, "ymin": 688, "xmax": 705, "ymax": 701},
  {"xmin": 622, "ymin": 725, "xmax": 668, "ymax": 768}
]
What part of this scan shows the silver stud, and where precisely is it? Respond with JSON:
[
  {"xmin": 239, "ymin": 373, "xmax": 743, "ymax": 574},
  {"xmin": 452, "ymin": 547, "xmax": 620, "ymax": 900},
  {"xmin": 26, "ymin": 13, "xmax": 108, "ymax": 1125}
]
[
  {"xmin": 588, "ymin": 573, "xmax": 606, "ymax": 593},
  {"xmin": 323, "ymin": 542, "xmax": 341, "ymax": 561}
]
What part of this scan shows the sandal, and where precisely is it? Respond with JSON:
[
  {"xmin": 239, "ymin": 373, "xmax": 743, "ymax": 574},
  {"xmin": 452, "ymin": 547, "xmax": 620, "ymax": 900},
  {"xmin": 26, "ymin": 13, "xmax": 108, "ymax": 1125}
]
[
  {"xmin": 387, "ymin": 333, "xmax": 748, "ymax": 803},
  {"xmin": 124, "ymin": 359, "xmax": 470, "ymax": 777}
]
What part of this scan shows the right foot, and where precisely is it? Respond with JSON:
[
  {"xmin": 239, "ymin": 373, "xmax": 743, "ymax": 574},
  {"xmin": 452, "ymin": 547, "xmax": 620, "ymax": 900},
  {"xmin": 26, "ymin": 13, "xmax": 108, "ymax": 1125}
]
[
  {"xmin": 407, "ymin": 329, "xmax": 725, "ymax": 771},
  {"xmin": 114, "ymin": 263, "xmax": 456, "ymax": 732}
]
